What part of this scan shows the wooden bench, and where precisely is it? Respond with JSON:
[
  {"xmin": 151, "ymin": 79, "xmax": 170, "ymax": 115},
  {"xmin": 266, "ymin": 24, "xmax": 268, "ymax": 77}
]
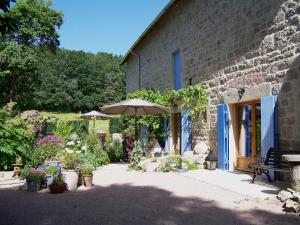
[{"xmin": 248, "ymin": 148, "xmax": 300, "ymax": 183}]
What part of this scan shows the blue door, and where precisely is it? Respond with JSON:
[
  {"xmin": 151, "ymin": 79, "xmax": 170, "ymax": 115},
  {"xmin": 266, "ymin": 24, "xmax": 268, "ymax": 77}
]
[
  {"xmin": 181, "ymin": 109, "xmax": 191, "ymax": 153},
  {"xmin": 217, "ymin": 104, "xmax": 229, "ymax": 170},
  {"xmin": 174, "ymin": 51, "xmax": 182, "ymax": 90},
  {"xmin": 261, "ymin": 96, "xmax": 278, "ymax": 180},
  {"xmin": 261, "ymin": 96, "xmax": 278, "ymax": 156}
]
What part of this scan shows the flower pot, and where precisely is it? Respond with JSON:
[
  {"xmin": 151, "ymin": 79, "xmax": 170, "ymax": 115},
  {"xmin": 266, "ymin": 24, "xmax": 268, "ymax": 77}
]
[
  {"xmin": 83, "ymin": 175, "xmax": 93, "ymax": 187},
  {"xmin": 49, "ymin": 183, "xmax": 66, "ymax": 194},
  {"xmin": 26, "ymin": 179, "xmax": 41, "ymax": 192},
  {"xmin": 62, "ymin": 170, "xmax": 78, "ymax": 191}
]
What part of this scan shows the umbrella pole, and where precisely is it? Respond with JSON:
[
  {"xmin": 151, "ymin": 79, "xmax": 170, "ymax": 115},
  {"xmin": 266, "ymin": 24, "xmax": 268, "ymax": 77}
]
[{"xmin": 93, "ymin": 119, "xmax": 95, "ymax": 132}]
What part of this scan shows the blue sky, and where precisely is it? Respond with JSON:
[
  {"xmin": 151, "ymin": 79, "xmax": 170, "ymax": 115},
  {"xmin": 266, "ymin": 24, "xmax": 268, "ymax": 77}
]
[{"xmin": 51, "ymin": 0, "xmax": 170, "ymax": 56}]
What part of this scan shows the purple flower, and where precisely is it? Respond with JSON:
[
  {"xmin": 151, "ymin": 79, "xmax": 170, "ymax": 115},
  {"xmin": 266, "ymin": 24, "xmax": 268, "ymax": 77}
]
[
  {"xmin": 35, "ymin": 124, "xmax": 44, "ymax": 133},
  {"xmin": 36, "ymin": 135, "xmax": 65, "ymax": 147}
]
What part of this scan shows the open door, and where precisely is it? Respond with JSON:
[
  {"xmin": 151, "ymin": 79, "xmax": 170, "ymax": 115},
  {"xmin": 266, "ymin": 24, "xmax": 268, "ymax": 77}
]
[
  {"xmin": 181, "ymin": 109, "xmax": 191, "ymax": 153},
  {"xmin": 217, "ymin": 104, "xmax": 229, "ymax": 170}
]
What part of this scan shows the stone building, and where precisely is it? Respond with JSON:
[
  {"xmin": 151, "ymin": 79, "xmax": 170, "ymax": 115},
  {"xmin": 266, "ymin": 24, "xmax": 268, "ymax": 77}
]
[{"xmin": 121, "ymin": 0, "xmax": 300, "ymax": 172}]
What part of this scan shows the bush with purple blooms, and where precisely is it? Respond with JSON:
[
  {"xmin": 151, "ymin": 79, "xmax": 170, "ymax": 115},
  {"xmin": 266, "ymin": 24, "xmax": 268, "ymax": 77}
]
[
  {"xmin": 24, "ymin": 167, "xmax": 45, "ymax": 183},
  {"xmin": 28, "ymin": 135, "xmax": 65, "ymax": 166}
]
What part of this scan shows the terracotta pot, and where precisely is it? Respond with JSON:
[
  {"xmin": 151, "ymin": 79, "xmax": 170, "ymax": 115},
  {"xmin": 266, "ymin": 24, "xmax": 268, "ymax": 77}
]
[
  {"xmin": 62, "ymin": 170, "xmax": 78, "ymax": 191},
  {"xmin": 83, "ymin": 174, "xmax": 93, "ymax": 187},
  {"xmin": 49, "ymin": 183, "xmax": 66, "ymax": 194}
]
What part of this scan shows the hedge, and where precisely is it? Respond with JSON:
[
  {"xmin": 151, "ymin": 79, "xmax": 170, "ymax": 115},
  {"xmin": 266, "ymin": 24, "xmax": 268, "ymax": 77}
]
[
  {"xmin": 109, "ymin": 118, "xmax": 123, "ymax": 133},
  {"xmin": 45, "ymin": 120, "xmax": 89, "ymax": 135}
]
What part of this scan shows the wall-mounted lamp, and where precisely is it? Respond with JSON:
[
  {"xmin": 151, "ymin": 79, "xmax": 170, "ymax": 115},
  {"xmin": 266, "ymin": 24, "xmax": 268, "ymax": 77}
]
[
  {"xmin": 189, "ymin": 78, "xmax": 192, "ymax": 86},
  {"xmin": 238, "ymin": 87, "xmax": 245, "ymax": 100}
]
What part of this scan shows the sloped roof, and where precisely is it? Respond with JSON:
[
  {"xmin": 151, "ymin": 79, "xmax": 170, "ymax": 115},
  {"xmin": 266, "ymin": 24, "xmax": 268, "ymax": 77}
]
[{"xmin": 120, "ymin": 0, "xmax": 176, "ymax": 65}]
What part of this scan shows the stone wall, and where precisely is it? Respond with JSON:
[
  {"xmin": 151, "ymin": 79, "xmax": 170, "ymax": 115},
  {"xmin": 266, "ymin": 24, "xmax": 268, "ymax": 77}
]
[{"xmin": 125, "ymin": 0, "xmax": 300, "ymax": 151}]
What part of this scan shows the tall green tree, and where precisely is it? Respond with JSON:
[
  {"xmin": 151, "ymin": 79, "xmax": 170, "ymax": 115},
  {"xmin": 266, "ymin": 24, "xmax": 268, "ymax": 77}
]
[
  {"xmin": 0, "ymin": 0, "xmax": 63, "ymax": 104},
  {"xmin": 33, "ymin": 49, "xmax": 126, "ymax": 112}
]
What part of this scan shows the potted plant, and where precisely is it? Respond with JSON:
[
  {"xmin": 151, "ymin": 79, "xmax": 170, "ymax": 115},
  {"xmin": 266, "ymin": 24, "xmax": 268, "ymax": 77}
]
[
  {"xmin": 45, "ymin": 166, "xmax": 58, "ymax": 186},
  {"xmin": 80, "ymin": 165, "xmax": 94, "ymax": 187},
  {"xmin": 49, "ymin": 176, "xmax": 66, "ymax": 193},
  {"xmin": 25, "ymin": 168, "xmax": 45, "ymax": 192},
  {"xmin": 61, "ymin": 152, "xmax": 80, "ymax": 191}
]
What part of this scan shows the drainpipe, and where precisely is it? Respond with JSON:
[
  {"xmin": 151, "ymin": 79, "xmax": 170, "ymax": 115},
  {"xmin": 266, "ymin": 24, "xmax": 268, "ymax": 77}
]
[{"xmin": 130, "ymin": 50, "xmax": 141, "ymax": 90}]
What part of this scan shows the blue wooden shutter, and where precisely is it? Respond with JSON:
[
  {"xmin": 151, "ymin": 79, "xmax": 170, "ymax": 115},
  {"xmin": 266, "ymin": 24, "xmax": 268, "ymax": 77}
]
[
  {"xmin": 245, "ymin": 105, "xmax": 251, "ymax": 157},
  {"xmin": 163, "ymin": 118, "xmax": 170, "ymax": 153},
  {"xmin": 174, "ymin": 51, "xmax": 182, "ymax": 90},
  {"xmin": 261, "ymin": 96, "xmax": 278, "ymax": 157},
  {"xmin": 181, "ymin": 109, "xmax": 191, "ymax": 153},
  {"xmin": 217, "ymin": 104, "xmax": 229, "ymax": 170}
]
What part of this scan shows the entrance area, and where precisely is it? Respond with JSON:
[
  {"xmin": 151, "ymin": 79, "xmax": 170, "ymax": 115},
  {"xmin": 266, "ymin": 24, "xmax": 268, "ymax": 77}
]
[{"xmin": 236, "ymin": 100, "xmax": 261, "ymax": 171}]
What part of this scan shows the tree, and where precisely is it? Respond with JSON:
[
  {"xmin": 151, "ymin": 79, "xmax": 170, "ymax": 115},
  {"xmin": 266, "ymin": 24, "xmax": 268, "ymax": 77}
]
[
  {"xmin": 33, "ymin": 49, "xmax": 126, "ymax": 112},
  {"xmin": 0, "ymin": 0, "xmax": 63, "ymax": 103}
]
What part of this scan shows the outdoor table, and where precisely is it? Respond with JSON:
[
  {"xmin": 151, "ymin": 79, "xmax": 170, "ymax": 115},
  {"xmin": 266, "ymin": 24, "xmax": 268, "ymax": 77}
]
[{"xmin": 282, "ymin": 154, "xmax": 300, "ymax": 192}]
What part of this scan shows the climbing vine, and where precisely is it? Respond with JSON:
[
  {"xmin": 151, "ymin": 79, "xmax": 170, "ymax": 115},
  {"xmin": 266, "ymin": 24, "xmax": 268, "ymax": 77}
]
[{"xmin": 121, "ymin": 84, "xmax": 208, "ymax": 140}]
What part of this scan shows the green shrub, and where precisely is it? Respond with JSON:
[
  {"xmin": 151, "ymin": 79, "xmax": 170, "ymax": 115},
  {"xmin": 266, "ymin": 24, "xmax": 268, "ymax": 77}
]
[
  {"xmin": 183, "ymin": 160, "xmax": 199, "ymax": 170},
  {"xmin": 81, "ymin": 144, "xmax": 110, "ymax": 168},
  {"xmin": 27, "ymin": 134, "xmax": 65, "ymax": 166},
  {"xmin": 44, "ymin": 121, "xmax": 57, "ymax": 135},
  {"xmin": 51, "ymin": 176, "xmax": 65, "ymax": 185},
  {"xmin": 67, "ymin": 120, "xmax": 89, "ymax": 135},
  {"xmin": 46, "ymin": 166, "xmax": 58, "ymax": 176},
  {"xmin": 128, "ymin": 140, "xmax": 143, "ymax": 170},
  {"xmin": 105, "ymin": 140, "xmax": 123, "ymax": 162},
  {"xmin": 80, "ymin": 164, "xmax": 94, "ymax": 175},
  {"xmin": 0, "ymin": 105, "xmax": 36, "ymax": 170},
  {"xmin": 61, "ymin": 153, "xmax": 80, "ymax": 170},
  {"xmin": 53, "ymin": 122, "xmax": 74, "ymax": 140},
  {"xmin": 53, "ymin": 120, "xmax": 89, "ymax": 140},
  {"xmin": 109, "ymin": 118, "xmax": 123, "ymax": 133}
]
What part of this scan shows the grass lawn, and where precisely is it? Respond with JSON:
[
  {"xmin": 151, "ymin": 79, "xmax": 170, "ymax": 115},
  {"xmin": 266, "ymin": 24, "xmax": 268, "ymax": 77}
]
[{"xmin": 41, "ymin": 111, "xmax": 110, "ymax": 134}]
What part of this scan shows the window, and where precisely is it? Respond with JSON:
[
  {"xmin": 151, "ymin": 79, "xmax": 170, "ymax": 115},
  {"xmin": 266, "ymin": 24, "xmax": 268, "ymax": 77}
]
[{"xmin": 173, "ymin": 51, "xmax": 182, "ymax": 90}]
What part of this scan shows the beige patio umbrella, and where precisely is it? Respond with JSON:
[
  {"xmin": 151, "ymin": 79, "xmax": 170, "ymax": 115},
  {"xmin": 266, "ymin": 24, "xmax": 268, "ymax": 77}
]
[
  {"xmin": 101, "ymin": 98, "xmax": 170, "ymax": 138},
  {"xmin": 81, "ymin": 110, "xmax": 112, "ymax": 130}
]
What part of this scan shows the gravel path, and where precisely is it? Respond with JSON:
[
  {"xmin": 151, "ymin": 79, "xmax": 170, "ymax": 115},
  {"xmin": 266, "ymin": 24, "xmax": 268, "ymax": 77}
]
[{"xmin": 0, "ymin": 163, "xmax": 299, "ymax": 225}]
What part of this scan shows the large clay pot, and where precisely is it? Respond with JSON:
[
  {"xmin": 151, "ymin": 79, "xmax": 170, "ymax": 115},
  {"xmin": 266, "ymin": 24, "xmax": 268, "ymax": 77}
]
[
  {"xmin": 83, "ymin": 175, "xmax": 93, "ymax": 187},
  {"xmin": 62, "ymin": 170, "xmax": 78, "ymax": 191},
  {"xmin": 49, "ymin": 183, "xmax": 67, "ymax": 194}
]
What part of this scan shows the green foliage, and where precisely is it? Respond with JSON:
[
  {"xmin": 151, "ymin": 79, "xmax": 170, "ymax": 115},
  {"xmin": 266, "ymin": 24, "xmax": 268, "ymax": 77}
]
[
  {"xmin": 46, "ymin": 166, "xmax": 58, "ymax": 176},
  {"xmin": 81, "ymin": 144, "xmax": 110, "ymax": 168},
  {"xmin": 183, "ymin": 160, "xmax": 199, "ymax": 170},
  {"xmin": 0, "ymin": 104, "xmax": 36, "ymax": 170},
  {"xmin": 51, "ymin": 175, "xmax": 65, "ymax": 185},
  {"xmin": 105, "ymin": 140, "xmax": 123, "ymax": 162},
  {"xmin": 128, "ymin": 140, "xmax": 143, "ymax": 170},
  {"xmin": 53, "ymin": 122, "xmax": 74, "ymax": 140},
  {"xmin": 25, "ymin": 167, "xmax": 45, "ymax": 183},
  {"xmin": 80, "ymin": 164, "xmax": 93, "ymax": 176},
  {"xmin": 67, "ymin": 120, "xmax": 89, "ymax": 135},
  {"xmin": 61, "ymin": 153, "xmax": 80, "ymax": 170},
  {"xmin": 109, "ymin": 117, "xmax": 122, "ymax": 133},
  {"xmin": 32, "ymin": 49, "xmax": 126, "ymax": 112},
  {"xmin": 0, "ymin": 0, "xmax": 63, "ymax": 105}
]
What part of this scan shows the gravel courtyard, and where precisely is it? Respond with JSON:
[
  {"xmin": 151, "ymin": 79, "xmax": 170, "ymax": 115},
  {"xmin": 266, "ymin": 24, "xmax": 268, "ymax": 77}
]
[{"xmin": 0, "ymin": 163, "xmax": 299, "ymax": 225}]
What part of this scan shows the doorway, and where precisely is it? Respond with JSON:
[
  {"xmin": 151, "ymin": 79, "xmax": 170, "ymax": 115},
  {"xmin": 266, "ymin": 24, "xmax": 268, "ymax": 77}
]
[
  {"xmin": 236, "ymin": 100, "xmax": 261, "ymax": 171},
  {"xmin": 172, "ymin": 112, "xmax": 181, "ymax": 155}
]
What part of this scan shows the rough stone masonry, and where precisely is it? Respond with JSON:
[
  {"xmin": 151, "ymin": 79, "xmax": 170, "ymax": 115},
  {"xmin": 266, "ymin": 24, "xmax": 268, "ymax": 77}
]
[{"xmin": 124, "ymin": 0, "xmax": 300, "ymax": 152}]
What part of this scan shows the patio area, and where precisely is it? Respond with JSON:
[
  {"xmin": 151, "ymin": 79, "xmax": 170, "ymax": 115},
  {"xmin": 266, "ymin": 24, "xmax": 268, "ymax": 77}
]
[
  {"xmin": 1, "ymin": 164, "xmax": 299, "ymax": 225},
  {"xmin": 178, "ymin": 169, "xmax": 288, "ymax": 199}
]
